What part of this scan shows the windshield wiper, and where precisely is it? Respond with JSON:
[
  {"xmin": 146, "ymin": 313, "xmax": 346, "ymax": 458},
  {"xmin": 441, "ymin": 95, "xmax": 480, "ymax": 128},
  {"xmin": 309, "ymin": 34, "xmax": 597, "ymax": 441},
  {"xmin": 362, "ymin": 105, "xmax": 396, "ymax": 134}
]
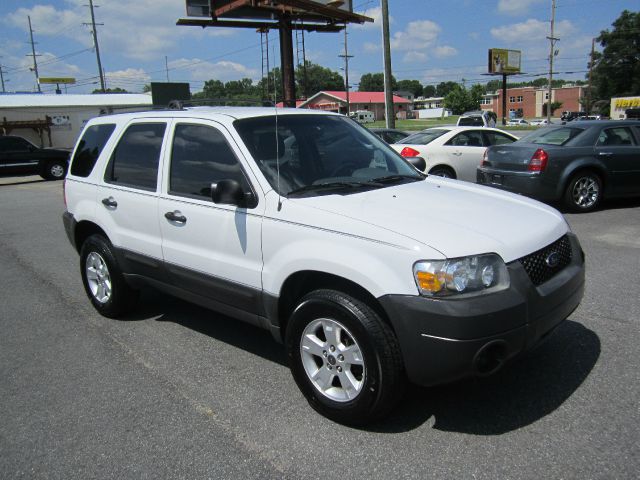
[
  {"xmin": 368, "ymin": 174, "xmax": 424, "ymax": 184},
  {"xmin": 287, "ymin": 181, "xmax": 378, "ymax": 197}
]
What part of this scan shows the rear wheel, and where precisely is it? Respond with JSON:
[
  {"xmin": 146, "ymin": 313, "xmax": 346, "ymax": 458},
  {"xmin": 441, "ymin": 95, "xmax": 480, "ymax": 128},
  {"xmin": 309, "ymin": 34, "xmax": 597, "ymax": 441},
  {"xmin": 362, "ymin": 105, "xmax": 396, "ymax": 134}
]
[
  {"xmin": 564, "ymin": 171, "xmax": 602, "ymax": 212},
  {"xmin": 286, "ymin": 289, "xmax": 405, "ymax": 425},
  {"xmin": 40, "ymin": 159, "xmax": 67, "ymax": 180},
  {"xmin": 429, "ymin": 166, "xmax": 455, "ymax": 179},
  {"xmin": 80, "ymin": 234, "xmax": 138, "ymax": 318}
]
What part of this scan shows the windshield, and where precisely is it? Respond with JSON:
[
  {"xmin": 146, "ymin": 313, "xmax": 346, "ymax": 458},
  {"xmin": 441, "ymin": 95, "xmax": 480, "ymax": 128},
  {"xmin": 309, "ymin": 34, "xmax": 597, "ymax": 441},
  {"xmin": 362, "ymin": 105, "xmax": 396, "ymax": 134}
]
[
  {"xmin": 519, "ymin": 126, "xmax": 584, "ymax": 146},
  {"xmin": 398, "ymin": 129, "xmax": 449, "ymax": 145},
  {"xmin": 234, "ymin": 114, "xmax": 423, "ymax": 196}
]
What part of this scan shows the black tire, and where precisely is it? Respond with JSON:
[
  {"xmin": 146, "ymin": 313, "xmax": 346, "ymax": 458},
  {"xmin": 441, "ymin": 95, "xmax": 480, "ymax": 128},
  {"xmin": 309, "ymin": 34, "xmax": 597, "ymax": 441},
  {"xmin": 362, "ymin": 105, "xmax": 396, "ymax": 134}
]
[
  {"xmin": 40, "ymin": 159, "xmax": 68, "ymax": 180},
  {"xmin": 428, "ymin": 166, "xmax": 455, "ymax": 179},
  {"xmin": 285, "ymin": 289, "xmax": 405, "ymax": 425},
  {"xmin": 79, "ymin": 234, "xmax": 138, "ymax": 318},
  {"xmin": 564, "ymin": 171, "xmax": 602, "ymax": 212}
]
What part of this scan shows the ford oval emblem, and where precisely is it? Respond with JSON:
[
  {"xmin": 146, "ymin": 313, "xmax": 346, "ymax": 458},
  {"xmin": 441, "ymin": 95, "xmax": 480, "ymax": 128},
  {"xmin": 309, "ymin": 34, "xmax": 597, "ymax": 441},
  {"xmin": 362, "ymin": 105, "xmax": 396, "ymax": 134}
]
[{"xmin": 545, "ymin": 252, "xmax": 560, "ymax": 268}]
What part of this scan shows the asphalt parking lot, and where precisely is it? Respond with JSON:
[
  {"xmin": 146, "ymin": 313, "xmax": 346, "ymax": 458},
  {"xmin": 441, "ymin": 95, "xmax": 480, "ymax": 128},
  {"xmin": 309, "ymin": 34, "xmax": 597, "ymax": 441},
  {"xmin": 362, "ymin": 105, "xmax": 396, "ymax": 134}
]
[{"xmin": 1, "ymin": 174, "xmax": 638, "ymax": 479}]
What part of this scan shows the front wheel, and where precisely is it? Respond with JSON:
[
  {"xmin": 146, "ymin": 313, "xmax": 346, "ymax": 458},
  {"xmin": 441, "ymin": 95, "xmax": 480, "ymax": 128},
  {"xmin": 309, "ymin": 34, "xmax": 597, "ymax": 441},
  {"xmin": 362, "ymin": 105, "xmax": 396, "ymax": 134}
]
[
  {"xmin": 564, "ymin": 171, "xmax": 602, "ymax": 212},
  {"xmin": 286, "ymin": 289, "xmax": 405, "ymax": 425}
]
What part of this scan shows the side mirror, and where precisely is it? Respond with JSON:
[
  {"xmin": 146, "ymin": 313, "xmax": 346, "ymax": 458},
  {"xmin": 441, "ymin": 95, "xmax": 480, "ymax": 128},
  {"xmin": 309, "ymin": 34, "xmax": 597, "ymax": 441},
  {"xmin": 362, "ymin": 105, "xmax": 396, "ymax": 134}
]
[
  {"xmin": 211, "ymin": 179, "xmax": 254, "ymax": 207},
  {"xmin": 406, "ymin": 156, "xmax": 426, "ymax": 172}
]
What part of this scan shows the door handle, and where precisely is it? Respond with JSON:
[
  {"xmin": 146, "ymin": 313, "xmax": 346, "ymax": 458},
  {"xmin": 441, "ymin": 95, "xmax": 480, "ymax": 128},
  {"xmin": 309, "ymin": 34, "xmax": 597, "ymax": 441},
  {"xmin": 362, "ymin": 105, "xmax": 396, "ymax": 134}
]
[
  {"xmin": 598, "ymin": 152, "xmax": 613, "ymax": 156},
  {"xmin": 164, "ymin": 210, "xmax": 187, "ymax": 224},
  {"xmin": 452, "ymin": 151, "xmax": 463, "ymax": 156},
  {"xmin": 101, "ymin": 196, "xmax": 118, "ymax": 208}
]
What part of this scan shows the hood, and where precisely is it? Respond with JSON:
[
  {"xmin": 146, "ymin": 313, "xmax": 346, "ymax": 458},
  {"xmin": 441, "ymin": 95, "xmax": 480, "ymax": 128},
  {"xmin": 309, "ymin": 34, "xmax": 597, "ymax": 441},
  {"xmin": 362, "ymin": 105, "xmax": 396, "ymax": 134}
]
[{"xmin": 291, "ymin": 178, "xmax": 568, "ymax": 262}]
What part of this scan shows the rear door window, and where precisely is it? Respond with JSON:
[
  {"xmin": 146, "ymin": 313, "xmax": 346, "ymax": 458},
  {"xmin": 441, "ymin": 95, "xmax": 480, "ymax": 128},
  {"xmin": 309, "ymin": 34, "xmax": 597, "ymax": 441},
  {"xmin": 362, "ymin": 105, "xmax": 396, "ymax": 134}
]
[
  {"xmin": 70, "ymin": 124, "xmax": 116, "ymax": 177},
  {"xmin": 447, "ymin": 130, "xmax": 486, "ymax": 147},
  {"xmin": 104, "ymin": 123, "xmax": 166, "ymax": 191},
  {"xmin": 484, "ymin": 131, "xmax": 516, "ymax": 146},
  {"xmin": 596, "ymin": 127, "xmax": 636, "ymax": 146}
]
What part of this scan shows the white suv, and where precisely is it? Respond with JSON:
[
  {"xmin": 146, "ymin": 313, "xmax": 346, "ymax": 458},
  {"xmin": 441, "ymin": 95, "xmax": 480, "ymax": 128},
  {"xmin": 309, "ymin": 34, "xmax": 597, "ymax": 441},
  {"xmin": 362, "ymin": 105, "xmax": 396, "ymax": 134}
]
[{"xmin": 62, "ymin": 107, "xmax": 585, "ymax": 425}]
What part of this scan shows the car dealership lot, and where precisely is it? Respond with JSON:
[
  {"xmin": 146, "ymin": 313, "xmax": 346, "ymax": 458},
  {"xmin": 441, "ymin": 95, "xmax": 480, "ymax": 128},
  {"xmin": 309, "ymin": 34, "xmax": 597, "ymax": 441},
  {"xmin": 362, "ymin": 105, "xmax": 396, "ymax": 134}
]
[{"xmin": 1, "ymin": 175, "xmax": 638, "ymax": 479}]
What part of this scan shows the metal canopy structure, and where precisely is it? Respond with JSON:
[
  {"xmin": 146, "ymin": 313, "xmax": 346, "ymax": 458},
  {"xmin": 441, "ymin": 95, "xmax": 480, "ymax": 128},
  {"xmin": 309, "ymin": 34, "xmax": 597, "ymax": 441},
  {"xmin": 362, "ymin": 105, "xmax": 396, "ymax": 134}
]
[{"xmin": 178, "ymin": 1, "xmax": 372, "ymax": 107}]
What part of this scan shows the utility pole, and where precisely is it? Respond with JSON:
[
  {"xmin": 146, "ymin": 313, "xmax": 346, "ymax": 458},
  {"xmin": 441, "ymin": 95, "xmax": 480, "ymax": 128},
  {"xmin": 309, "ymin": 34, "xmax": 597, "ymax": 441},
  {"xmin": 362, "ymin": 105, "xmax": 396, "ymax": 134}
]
[
  {"xmin": 380, "ymin": 0, "xmax": 394, "ymax": 128},
  {"xmin": 0, "ymin": 61, "xmax": 6, "ymax": 93},
  {"xmin": 338, "ymin": 25, "xmax": 353, "ymax": 116},
  {"xmin": 587, "ymin": 38, "xmax": 595, "ymax": 114},
  {"xmin": 165, "ymin": 55, "xmax": 170, "ymax": 82},
  {"xmin": 85, "ymin": 0, "xmax": 106, "ymax": 92},
  {"xmin": 546, "ymin": 0, "xmax": 558, "ymax": 122},
  {"xmin": 27, "ymin": 16, "xmax": 42, "ymax": 92}
]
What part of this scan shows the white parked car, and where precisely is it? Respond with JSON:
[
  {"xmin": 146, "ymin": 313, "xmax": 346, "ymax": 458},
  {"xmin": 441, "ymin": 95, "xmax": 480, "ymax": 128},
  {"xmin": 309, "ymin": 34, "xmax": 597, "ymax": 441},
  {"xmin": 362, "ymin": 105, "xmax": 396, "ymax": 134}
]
[
  {"xmin": 390, "ymin": 126, "xmax": 518, "ymax": 181},
  {"xmin": 506, "ymin": 118, "xmax": 529, "ymax": 126},
  {"xmin": 529, "ymin": 119, "xmax": 553, "ymax": 126},
  {"xmin": 62, "ymin": 108, "xmax": 585, "ymax": 425}
]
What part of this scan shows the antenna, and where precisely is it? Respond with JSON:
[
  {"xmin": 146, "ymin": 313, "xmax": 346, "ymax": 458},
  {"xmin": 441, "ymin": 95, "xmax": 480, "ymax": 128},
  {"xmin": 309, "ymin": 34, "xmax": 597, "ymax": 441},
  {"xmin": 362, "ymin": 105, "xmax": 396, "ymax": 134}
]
[{"xmin": 273, "ymin": 35, "xmax": 282, "ymax": 212}]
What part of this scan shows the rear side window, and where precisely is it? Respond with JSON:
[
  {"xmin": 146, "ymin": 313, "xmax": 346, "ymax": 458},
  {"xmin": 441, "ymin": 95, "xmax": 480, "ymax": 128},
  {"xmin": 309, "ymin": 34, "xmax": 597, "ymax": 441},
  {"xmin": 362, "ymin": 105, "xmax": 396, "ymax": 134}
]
[
  {"xmin": 70, "ymin": 124, "xmax": 116, "ymax": 177},
  {"xmin": 447, "ymin": 130, "xmax": 485, "ymax": 147},
  {"xmin": 104, "ymin": 123, "xmax": 166, "ymax": 191},
  {"xmin": 484, "ymin": 131, "xmax": 516, "ymax": 146},
  {"xmin": 169, "ymin": 124, "xmax": 251, "ymax": 200}
]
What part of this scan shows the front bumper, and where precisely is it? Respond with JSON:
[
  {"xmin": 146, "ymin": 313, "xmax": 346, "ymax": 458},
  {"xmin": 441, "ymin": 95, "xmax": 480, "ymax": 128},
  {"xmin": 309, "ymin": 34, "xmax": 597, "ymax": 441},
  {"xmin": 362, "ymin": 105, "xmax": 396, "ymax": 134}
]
[{"xmin": 379, "ymin": 233, "xmax": 585, "ymax": 386}]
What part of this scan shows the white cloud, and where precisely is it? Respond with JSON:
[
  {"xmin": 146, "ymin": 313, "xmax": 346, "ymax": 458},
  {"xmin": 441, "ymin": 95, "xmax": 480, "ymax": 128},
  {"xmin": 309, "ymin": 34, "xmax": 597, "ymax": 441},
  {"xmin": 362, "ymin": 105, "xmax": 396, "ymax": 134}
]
[
  {"xmin": 433, "ymin": 46, "xmax": 458, "ymax": 58},
  {"xmin": 497, "ymin": 0, "xmax": 545, "ymax": 16},
  {"xmin": 352, "ymin": 7, "xmax": 389, "ymax": 30},
  {"xmin": 403, "ymin": 51, "xmax": 427, "ymax": 63},
  {"xmin": 5, "ymin": 0, "xmax": 238, "ymax": 63},
  {"xmin": 169, "ymin": 58, "xmax": 259, "ymax": 84},
  {"xmin": 388, "ymin": 20, "xmax": 457, "ymax": 63},
  {"xmin": 363, "ymin": 42, "xmax": 380, "ymax": 53}
]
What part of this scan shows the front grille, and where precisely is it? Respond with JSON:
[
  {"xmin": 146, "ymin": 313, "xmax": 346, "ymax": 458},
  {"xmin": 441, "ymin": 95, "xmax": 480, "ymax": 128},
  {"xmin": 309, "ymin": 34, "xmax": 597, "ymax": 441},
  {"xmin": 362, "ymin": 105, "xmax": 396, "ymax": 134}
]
[{"xmin": 519, "ymin": 235, "xmax": 572, "ymax": 286}]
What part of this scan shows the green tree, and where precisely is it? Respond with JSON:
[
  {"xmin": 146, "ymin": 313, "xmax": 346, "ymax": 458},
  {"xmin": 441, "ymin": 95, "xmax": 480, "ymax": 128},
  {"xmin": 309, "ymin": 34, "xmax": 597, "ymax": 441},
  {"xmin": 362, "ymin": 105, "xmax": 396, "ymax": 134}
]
[
  {"xmin": 396, "ymin": 79, "xmax": 423, "ymax": 97},
  {"xmin": 358, "ymin": 72, "xmax": 396, "ymax": 92},
  {"xmin": 590, "ymin": 10, "xmax": 640, "ymax": 103},
  {"xmin": 443, "ymin": 84, "xmax": 484, "ymax": 114},
  {"xmin": 422, "ymin": 85, "xmax": 436, "ymax": 98},
  {"xmin": 435, "ymin": 81, "xmax": 458, "ymax": 97},
  {"xmin": 542, "ymin": 101, "xmax": 563, "ymax": 116},
  {"xmin": 296, "ymin": 61, "xmax": 344, "ymax": 98},
  {"xmin": 92, "ymin": 87, "xmax": 128, "ymax": 94}
]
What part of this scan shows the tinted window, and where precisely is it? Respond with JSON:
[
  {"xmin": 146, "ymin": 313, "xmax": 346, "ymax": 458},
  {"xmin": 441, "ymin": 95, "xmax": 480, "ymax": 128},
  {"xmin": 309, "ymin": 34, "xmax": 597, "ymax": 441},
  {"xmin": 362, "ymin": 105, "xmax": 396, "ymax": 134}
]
[
  {"xmin": 522, "ymin": 127, "xmax": 583, "ymax": 146},
  {"xmin": 458, "ymin": 116, "xmax": 484, "ymax": 127},
  {"xmin": 447, "ymin": 130, "xmax": 485, "ymax": 147},
  {"xmin": 387, "ymin": 131, "xmax": 409, "ymax": 143},
  {"xmin": 170, "ymin": 124, "xmax": 250, "ymax": 199},
  {"xmin": 104, "ymin": 123, "xmax": 165, "ymax": 191},
  {"xmin": 484, "ymin": 131, "xmax": 516, "ymax": 146},
  {"xmin": 0, "ymin": 136, "xmax": 33, "ymax": 151},
  {"xmin": 70, "ymin": 124, "xmax": 116, "ymax": 177},
  {"xmin": 596, "ymin": 127, "xmax": 636, "ymax": 146},
  {"xmin": 399, "ymin": 129, "xmax": 448, "ymax": 145}
]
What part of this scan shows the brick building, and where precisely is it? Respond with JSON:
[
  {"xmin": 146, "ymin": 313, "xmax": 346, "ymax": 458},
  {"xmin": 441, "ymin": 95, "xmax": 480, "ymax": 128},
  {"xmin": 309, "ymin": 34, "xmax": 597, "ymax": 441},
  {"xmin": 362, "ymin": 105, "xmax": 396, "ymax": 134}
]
[
  {"xmin": 481, "ymin": 85, "xmax": 584, "ymax": 118},
  {"xmin": 297, "ymin": 91, "xmax": 412, "ymax": 120}
]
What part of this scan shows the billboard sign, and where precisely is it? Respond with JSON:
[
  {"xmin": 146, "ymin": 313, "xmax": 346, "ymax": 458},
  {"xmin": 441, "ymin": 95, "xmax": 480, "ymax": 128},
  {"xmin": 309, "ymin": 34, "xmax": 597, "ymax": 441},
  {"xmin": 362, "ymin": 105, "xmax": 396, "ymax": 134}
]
[
  {"xmin": 185, "ymin": 0, "xmax": 353, "ymax": 18},
  {"xmin": 39, "ymin": 77, "xmax": 76, "ymax": 84},
  {"xmin": 488, "ymin": 49, "xmax": 521, "ymax": 74}
]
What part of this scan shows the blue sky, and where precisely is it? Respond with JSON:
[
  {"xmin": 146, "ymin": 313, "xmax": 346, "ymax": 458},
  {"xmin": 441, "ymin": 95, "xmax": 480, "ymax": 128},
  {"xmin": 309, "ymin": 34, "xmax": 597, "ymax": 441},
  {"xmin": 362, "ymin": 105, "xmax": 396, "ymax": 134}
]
[{"xmin": 0, "ymin": 0, "xmax": 637, "ymax": 94}]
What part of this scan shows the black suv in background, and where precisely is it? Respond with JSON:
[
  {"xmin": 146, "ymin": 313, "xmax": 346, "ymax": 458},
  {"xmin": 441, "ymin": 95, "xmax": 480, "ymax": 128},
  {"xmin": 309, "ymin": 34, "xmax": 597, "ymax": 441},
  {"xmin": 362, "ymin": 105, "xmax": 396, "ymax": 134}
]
[{"xmin": 0, "ymin": 135, "xmax": 70, "ymax": 180}]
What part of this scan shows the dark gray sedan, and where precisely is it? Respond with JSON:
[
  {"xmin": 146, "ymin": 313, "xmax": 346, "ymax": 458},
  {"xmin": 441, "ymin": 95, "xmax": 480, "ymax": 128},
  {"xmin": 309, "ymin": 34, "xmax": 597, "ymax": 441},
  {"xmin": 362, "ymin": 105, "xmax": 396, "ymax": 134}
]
[{"xmin": 477, "ymin": 120, "xmax": 640, "ymax": 212}]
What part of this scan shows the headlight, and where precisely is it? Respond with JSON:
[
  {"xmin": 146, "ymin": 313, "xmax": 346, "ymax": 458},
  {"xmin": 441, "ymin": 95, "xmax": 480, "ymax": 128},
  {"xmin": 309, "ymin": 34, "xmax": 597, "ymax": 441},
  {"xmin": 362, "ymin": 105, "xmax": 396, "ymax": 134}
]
[{"xmin": 413, "ymin": 254, "xmax": 509, "ymax": 297}]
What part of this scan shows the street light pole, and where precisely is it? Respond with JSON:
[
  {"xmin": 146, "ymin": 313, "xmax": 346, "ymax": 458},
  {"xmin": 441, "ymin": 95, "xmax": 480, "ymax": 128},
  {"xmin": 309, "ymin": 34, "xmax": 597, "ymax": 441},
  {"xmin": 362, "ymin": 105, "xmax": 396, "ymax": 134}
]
[{"xmin": 546, "ymin": 0, "xmax": 558, "ymax": 122}]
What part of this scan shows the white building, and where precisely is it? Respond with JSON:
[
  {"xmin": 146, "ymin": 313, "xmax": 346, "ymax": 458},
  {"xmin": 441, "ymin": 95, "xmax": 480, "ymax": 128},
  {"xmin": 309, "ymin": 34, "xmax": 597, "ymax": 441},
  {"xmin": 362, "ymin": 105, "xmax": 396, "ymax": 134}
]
[{"xmin": 0, "ymin": 93, "xmax": 152, "ymax": 148}]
